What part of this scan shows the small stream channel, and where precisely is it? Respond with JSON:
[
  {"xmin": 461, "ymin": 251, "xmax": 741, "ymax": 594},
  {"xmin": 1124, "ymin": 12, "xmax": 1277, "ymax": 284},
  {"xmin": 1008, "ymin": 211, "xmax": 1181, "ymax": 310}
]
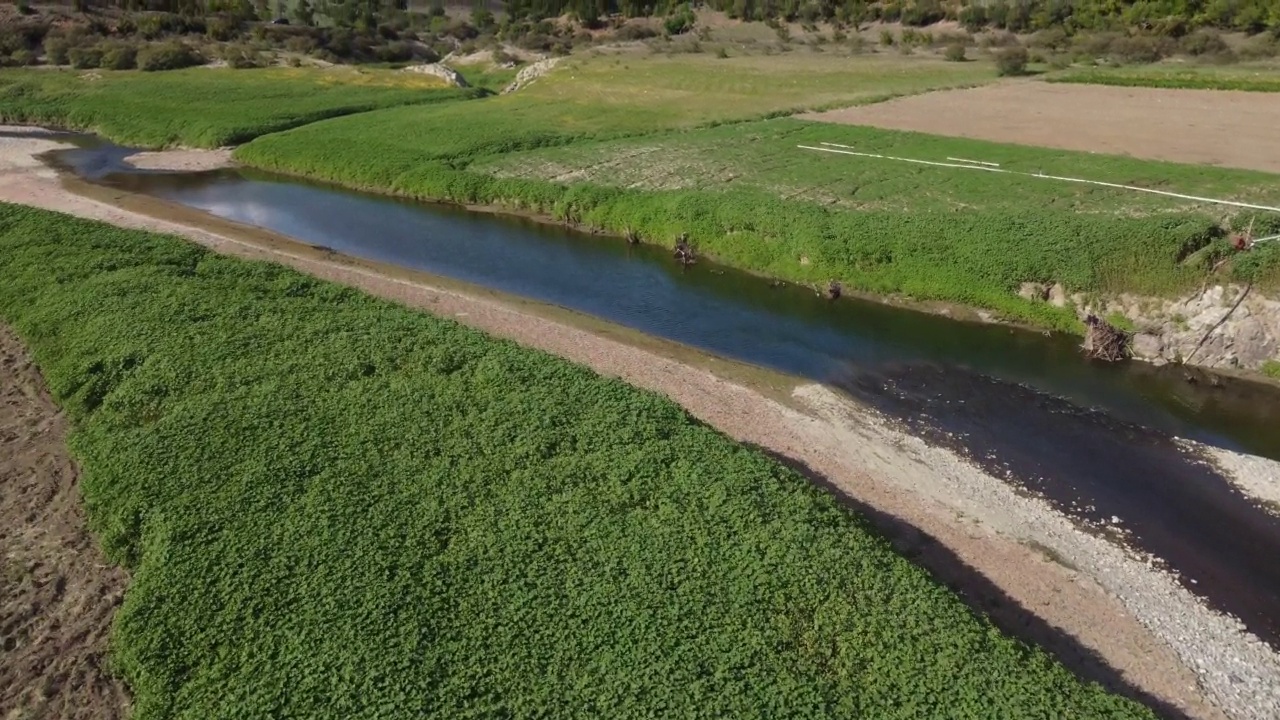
[{"xmin": 47, "ymin": 134, "xmax": 1280, "ymax": 650}]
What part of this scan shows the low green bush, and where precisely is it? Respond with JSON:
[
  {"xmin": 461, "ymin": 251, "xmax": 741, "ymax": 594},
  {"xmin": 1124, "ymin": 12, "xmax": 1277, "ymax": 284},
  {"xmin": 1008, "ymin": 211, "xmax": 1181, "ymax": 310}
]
[
  {"xmin": 99, "ymin": 41, "xmax": 138, "ymax": 70},
  {"xmin": 994, "ymin": 45, "xmax": 1029, "ymax": 75},
  {"xmin": 137, "ymin": 41, "xmax": 203, "ymax": 71},
  {"xmin": 944, "ymin": 42, "xmax": 967, "ymax": 61},
  {"xmin": 67, "ymin": 45, "xmax": 103, "ymax": 69}
]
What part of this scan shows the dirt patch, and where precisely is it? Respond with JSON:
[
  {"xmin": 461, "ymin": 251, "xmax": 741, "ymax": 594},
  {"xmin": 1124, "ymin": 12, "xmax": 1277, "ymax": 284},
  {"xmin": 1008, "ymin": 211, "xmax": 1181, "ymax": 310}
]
[
  {"xmin": 0, "ymin": 324, "xmax": 131, "ymax": 720},
  {"xmin": 123, "ymin": 148, "xmax": 234, "ymax": 173},
  {"xmin": 0, "ymin": 133, "xmax": 1240, "ymax": 719},
  {"xmin": 802, "ymin": 80, "xmax": 1280, "ymax": 174}
]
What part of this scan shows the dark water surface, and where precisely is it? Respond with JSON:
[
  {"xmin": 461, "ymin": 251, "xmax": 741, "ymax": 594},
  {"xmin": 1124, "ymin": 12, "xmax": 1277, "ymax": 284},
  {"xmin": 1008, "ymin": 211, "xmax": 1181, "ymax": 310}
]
[{"xmin": 49, "ymin": 137, "xmax": 1280, "ymax": 648}]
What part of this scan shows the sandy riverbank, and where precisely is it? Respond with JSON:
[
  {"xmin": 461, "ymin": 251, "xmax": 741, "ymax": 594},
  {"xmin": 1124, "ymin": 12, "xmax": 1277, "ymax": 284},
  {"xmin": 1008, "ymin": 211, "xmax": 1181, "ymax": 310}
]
[{"xmin": 2, "ymin": 129, "xmax": 1277, "ymax": 719}]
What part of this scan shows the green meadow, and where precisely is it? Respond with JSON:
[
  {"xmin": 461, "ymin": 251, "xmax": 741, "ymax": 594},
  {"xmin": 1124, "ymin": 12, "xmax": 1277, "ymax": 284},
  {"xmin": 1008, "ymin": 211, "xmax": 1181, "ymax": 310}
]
[
  {"xmin": 0, "ymin": 66, "xmax": 481, "ymax": 147},
  {"xmin": 0, "ymin": 203, "xmax": 1155, "ymax": 720}
]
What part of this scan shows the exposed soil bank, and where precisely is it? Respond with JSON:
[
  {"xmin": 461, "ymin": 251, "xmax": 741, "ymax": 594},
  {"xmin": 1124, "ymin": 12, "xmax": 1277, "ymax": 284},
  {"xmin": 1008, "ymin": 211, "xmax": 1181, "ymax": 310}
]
[
  {"xmin": 1, "ymin": 131, "xmax": 1273, "ymax": 719},
  {"xmin": 0, "ymin": 323, "xmax": 131, "ymax": 720},
  {"xmin": 123, "ymin": 147, "xmax": 234, "ymax": 172}
]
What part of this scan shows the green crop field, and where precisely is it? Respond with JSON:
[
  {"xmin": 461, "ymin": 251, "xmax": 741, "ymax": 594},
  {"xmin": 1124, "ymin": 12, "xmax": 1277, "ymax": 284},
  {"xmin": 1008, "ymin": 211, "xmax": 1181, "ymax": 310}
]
[
  {"xmin": 1046, "ymin": 65, "xmax": 1280, "ymax": 93},
  {"xmin": 233, "ymin": 53, "xmax": 993, "ymax": 186},
  {"xmin": 239, "ymin": 106, "xmax": 1280, "ymax": 330},
  {"xmin": 0, "ymin": 203, "xmax": 1155, "ymax": 719},
  {"xmin": 0, "ymin": 66, "xmax": 482, "ymax": 147}
]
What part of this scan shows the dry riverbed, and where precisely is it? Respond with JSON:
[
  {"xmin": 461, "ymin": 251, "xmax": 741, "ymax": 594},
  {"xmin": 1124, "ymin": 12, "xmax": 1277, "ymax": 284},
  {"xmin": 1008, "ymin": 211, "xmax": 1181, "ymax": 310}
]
[{"xmin": 2, "ymin": 129, "xmax": 1279, "ymax": 720}]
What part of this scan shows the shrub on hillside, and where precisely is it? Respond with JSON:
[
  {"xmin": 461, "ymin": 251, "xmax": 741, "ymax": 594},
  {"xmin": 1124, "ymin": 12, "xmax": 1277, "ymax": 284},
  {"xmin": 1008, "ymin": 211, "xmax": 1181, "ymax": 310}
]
[
  {"xmin": 42, "ymin": 35, "xmax": 70, "ymax": 64},
  {"xmin": 206, "ymin": 15, "xmax": 243, "ymax": 42},
  {"xmin": 67, "ymin": 45, "xmax": 103, "ymax": 69},
  {"xmin": 613, "ymin": 22, "xmax": 657, "ymax": 41},
  {"xmin": 944, "ymin": 42, "xmax": 967, "ymax": 61},
  {"xmin": 994, "ymin": 45, "xmax": 1029, "ymax": 75},
  {"xmin": 1179, "ymin": 28, "xmax": 1230, "ymax": 56},
  {"xmin": 99, "ymin": 40, "xmax": 138, "ymax": 70},
  {"xmin": 1109, "ymin": 35, "xmax": 1169, "ymax": 64},
  {"xmin": 221, "ymin": 43, "xmax": 263, "ymax": 68},
  {"xmin": 664, "ymin": 5, "xmax": 695, "ymax": 36},
  {"xmin": 138, "ymin": 41, "xmax": 202, "ymax": 71},
  {"xmin": 373, "ymin": 40, "xmax": 413, "ymax": 62},
  {"xmin": 6, "ymin": 48, "xmax": 37, "ymax": 66},
  {"xmin": 1238, "ymin": 33, "xmax": 1278, "ymax": 59}
]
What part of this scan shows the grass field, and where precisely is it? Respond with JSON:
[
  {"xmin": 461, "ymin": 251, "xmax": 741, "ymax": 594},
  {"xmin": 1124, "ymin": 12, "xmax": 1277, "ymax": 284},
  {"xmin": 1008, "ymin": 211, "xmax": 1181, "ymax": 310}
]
[
  {"xmin": 0, "ymin": 66, "xmax": 482, "ymax": 147},
  {"xmin": 1047, "ymin": 64, "xmax": 1280, "ymax": 92},
  {"xmin": 234, "ymin": 53, "xmax": 994, "ymax": 182},
  {"xmin": 0, "ymin": 203, "xmax": 1155, "ymax": 719}
]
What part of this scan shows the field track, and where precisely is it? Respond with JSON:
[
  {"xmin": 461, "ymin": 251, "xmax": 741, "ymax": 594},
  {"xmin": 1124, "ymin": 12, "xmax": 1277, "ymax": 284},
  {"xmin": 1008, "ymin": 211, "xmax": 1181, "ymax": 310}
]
[{"xmin": 802, "ymin": 81, "xmax": 1280, "ymax": 174}]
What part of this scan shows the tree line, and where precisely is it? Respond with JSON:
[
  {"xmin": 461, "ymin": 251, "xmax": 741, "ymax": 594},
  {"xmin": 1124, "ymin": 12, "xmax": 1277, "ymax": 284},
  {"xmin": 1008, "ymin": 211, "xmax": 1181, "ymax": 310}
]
[{"xmin": 33, "ymin": 0, "xmax": 1280, "ymax": 34}]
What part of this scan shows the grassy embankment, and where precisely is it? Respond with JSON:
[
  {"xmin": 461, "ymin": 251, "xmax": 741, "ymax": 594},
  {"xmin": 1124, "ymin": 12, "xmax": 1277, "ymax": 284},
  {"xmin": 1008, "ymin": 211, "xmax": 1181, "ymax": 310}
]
[
  {"xmin": 234, "ymin": 54, "xmax": 1280, "ymax": 331},
  {"xmin": 1047, "ymin": 64, "xmax": 1280, "ymax": 92},
  {"xmin": 0, "ymin": 66, "xmax": 482, "ymax": 147},
  {"xmin": 0, "ymin": 202, "xmax": 1155, "ymax": 718}
]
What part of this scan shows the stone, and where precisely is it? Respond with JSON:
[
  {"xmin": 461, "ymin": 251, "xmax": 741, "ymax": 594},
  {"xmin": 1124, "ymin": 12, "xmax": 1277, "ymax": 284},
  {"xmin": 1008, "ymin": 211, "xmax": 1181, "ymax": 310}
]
[
  {"xmin": 401, "ymin": 63, "xmax": 469, "ymax": 88},
  {"xmin": 1018, "ymin": 282, "xmax": 1048, "ymax": 302},
  {"xmin": 1132, "ymin": 333, "xmax": 1164, "ymax": 360},
  {"xmin": 1047, "ymin": 283, "xmax": 1068, "ymax": 307}
]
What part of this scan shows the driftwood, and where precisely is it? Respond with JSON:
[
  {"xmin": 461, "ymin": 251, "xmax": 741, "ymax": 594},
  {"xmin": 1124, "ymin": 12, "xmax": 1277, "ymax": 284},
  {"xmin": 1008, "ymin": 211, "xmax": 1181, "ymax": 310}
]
[
  {"xmin": 1082, "ymin": 314, "xmax": 1131, "ymax": 362},
  {"xmin": 673, "ymin": 233, "xmax": 696, "ymax": 266},
  {"xmin": 625, "ymin": 227, "xmax": 640, "ymax": 245},
  {"xmin": 824, "ymin": 280, "xmax": 842, "ymax": 301}
]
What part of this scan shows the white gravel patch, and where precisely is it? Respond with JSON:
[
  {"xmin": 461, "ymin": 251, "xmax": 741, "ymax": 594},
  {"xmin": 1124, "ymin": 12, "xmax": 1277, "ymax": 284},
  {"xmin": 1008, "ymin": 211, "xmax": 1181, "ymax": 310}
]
[
  {"xmin": 1196, "ymin": 443, "xmax": 1280, "ymax": 515},
  {"xmin": 794, "ymin": 384, "xmax": 1280, "ymax": 720}
]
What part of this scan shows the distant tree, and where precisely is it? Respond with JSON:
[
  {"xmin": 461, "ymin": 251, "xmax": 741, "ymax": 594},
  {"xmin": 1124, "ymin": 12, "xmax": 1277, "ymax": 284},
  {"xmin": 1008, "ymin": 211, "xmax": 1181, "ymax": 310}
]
[{"xmin": 295, "ymin": 0, "xmax": 316, "ymax": 25}]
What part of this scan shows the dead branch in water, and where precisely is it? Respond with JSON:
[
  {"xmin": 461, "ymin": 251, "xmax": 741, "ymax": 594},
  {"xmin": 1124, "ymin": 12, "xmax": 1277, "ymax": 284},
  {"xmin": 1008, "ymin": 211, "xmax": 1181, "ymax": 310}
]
[
  {"xmin": 673, "ymin": 233, "xmax": 696, "ymax": 266},
  {"xmin": 825, "ymin": 280, "xmax": 842, "ymax": 301},
  {"xmin": 1081, "ymin": 314, "xmax": 1131, "ymax": 362}
]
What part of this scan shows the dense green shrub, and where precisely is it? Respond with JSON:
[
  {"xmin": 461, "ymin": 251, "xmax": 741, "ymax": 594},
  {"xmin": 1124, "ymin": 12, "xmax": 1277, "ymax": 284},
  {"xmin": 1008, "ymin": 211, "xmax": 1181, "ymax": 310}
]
[
  {"xmin": 1180, "ymin": 28, "xmax": 1230, "ymax": 56},
  {"xmin": 67, "ymin": 45, "xmax": 103, "ymax": 69},
  {"xmin": 994, "ymin": 45, "xmax": 1029, "ymax": 75},
  {"xmin": 943, "ymin": 42, "xmax": 967, "ymax": 61},
  {"xmin": 42, "ymin": 35, "xmax": 70, "ymax": 65},
  {"xmin": 137, "ymin": 41, "xmax": 202, "ymax": 71},
  {"xmin": 0, "ymin": 203, "xmax": 1161, "ymax": 720},
  {"xmin": 99, "ymin": 41, "xmax": 138, "ymax": 70},
  {"xmin": 664, "ymin": 5, "xmax": 696, "ymax": 35},
  {"xmin": 8, "ymin": 48, "xmax": 37, "ymax": 66}
]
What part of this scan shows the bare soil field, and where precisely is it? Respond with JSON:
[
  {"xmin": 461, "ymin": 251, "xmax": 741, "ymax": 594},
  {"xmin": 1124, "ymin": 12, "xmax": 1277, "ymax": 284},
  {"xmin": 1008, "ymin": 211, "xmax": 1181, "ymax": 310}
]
[
  {"xmin": 0, "ymin": 323, "xmax": 130, "ymax": 720},
  {"xmin": 802, "ymin": 80, "xmax": 1280, "ymax": 174}
]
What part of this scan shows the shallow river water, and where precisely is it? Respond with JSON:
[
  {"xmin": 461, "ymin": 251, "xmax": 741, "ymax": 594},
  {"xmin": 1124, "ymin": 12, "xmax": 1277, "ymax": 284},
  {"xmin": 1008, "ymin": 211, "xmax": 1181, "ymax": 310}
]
[{"xmin": 50, "ymin": 136, "xmax": 1280, "ymax": 649}]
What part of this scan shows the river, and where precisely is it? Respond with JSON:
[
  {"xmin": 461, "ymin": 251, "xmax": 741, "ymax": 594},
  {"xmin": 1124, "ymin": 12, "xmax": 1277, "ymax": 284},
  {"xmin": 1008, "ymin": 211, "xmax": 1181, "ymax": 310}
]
[{"xmin": 48, "ymin": 135, "xmax": 1280, "ymax": 650}]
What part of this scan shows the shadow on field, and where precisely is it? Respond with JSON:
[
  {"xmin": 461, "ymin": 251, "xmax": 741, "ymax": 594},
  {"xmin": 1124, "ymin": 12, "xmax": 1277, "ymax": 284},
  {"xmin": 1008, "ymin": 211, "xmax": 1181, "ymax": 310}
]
[{"xmin": 750, "ymin": 445, "xmax": 1197, "ymax": 720}]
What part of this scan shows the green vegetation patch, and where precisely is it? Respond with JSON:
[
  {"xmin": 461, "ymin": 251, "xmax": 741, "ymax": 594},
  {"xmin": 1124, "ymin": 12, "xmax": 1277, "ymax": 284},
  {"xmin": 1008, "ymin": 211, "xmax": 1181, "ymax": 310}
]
[
  {"xmin": 0, "ymin": 203, "xmax": 1154, "ymax": 719},
  {"xmin": 0, "ymin": 67, "xmax": 482, "ymax": 147},
  {"xmin": 238, "ymin": 110, "xmax": 1280, "ymax": 330},
  {"xmin": 1047, "ymin": 67, "xmax": 1280, "ymax": 93}
]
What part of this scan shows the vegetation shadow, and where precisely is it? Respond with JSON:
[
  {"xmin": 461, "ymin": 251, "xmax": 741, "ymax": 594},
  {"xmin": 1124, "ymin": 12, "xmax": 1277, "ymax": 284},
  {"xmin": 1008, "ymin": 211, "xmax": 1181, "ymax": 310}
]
[{"xmin": 749, "ymin": 444, "xmax": 1197, "ymax": 720}]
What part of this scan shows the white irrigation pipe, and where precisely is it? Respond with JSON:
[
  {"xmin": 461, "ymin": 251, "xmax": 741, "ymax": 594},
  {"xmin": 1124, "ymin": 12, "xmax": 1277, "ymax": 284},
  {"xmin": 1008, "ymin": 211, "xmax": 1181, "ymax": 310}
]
[
  {"xmin": 946, "ymin": 157, "xmax": 1001, "ymax": 168},
  {"xmin": 800, "ymin": 143, "xmax": 1280, "ymax": 214}
]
